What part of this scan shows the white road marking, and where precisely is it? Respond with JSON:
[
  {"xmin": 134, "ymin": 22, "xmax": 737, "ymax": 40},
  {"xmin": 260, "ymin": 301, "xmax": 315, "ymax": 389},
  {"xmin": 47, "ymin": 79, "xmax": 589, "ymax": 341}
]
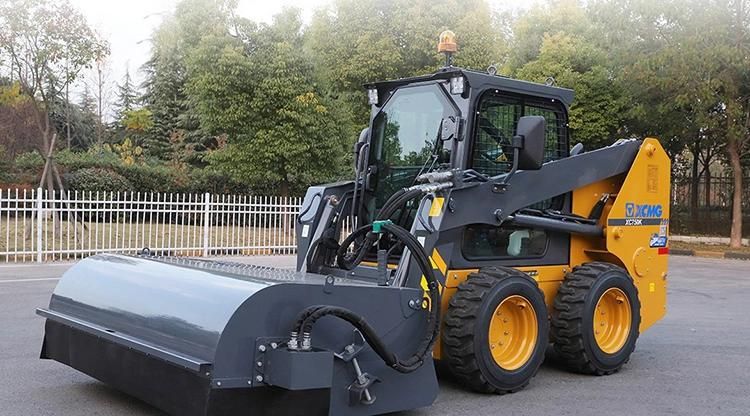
[
  {"xmin": 0, "ymin": 263, "xmax": 72, "ymax": 268},
  {"xmin": 0, "ymin": 277, "xmax": 61, "ymax": 283}
]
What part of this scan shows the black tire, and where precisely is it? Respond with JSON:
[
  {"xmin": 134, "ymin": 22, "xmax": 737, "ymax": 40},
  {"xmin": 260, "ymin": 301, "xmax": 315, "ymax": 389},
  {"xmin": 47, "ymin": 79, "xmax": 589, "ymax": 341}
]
[
  {"xmin": 442, "ymin": 266, "xmax": 549, "ymax": 394},
  {"xmin": 551, "ymin": 262, "xmax": 641, "ymax": 375}
]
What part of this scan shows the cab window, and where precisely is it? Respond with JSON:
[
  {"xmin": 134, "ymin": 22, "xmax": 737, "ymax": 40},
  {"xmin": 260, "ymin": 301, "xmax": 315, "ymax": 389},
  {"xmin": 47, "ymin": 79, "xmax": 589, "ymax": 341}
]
[{"xmin": 369, "ymin": 84, "xmax": 456, "ymax": 209}]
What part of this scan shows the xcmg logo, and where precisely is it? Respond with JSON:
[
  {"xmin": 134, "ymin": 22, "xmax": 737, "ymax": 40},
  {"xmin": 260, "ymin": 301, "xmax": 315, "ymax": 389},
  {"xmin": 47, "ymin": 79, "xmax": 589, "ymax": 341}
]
[{"xmin": 625, "ymin": 202, "xmax": 663, "ymax": 218}]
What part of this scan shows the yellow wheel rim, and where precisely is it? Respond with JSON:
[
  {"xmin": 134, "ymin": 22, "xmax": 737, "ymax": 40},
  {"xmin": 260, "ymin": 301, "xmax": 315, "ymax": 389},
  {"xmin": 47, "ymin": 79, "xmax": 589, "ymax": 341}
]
[
  {"xmin": 593, "ymin": 288, "xmax": 632, "ymax": 354},
  {"xmin": 488, "ymin": 295, "xmax": 538, "ymax": 371}
]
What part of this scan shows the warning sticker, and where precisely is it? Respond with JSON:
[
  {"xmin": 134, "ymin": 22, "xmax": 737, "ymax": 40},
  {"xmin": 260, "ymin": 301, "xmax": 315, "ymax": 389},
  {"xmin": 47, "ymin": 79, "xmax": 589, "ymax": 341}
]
[
  {"xmin": 649, "ymin": 234, "xmax": 668, "ymax": 248},
  {"xmin": 649, "ymin": 219, "xmax": 669, "ymax": 248},
  {"xmin": 647, "ymin": 165, "xmax": 659, "ymax": 193}
]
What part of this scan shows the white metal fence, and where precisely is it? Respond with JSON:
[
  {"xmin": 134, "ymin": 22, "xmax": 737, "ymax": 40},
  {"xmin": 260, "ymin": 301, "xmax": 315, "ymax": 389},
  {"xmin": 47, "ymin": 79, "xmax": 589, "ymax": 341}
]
[{"xmin": 0, "ymin": 188, "xmax": 302, "ymax": 263}]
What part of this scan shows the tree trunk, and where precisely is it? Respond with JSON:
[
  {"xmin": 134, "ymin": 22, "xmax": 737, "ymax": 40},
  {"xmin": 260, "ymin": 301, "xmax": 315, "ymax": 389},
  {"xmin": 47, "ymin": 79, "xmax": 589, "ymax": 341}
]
[
  {"xmin": 279, "ymin": 182, "xmax": 290, "ymax": 198},
  {"xmin": 704, "ymin": 169, "xmax": 711, "ymax": 209},
  {"xmin": 66, "ymin": 82, "xmax": 71, "ymax": 149},
  {"xmin": 727, "ymin": 140, "xmax": 743, "ymax": 248},
  {"xmin": 97, "ymin": 63, "xmax": 103, "ymax": 145},
  {"xmin": 690, "ymin": 140, "xmax": 700, "ymax": 223}
]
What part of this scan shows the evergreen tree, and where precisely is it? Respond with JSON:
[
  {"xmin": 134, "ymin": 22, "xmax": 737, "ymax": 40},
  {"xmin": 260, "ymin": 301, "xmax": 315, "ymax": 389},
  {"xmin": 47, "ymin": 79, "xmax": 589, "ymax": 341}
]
[
  {"xmin": 69, "ymin": 84, "xmax": 99, "ymax": 148},
  {"xmin": 113, "ymin": 68, "xmax": 138, "ymax": 121},
  {"xmin": 78, "ymin": 84, "xmax": 97, "ymax": 117},
  {"xmin": 139, "ymin": 0, "xmax": 231, "ymax": 160},
  {"xmin": 140, "ymin": 33, "xmax": 186, "ymax": 159}
]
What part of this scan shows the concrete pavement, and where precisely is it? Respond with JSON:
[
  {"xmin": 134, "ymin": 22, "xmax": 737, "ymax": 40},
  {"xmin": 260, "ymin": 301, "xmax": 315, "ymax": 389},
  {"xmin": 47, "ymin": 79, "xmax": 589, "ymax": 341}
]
[{"xmin": 1, "ymin": 255, "xmax": 749, "ymax": 415}]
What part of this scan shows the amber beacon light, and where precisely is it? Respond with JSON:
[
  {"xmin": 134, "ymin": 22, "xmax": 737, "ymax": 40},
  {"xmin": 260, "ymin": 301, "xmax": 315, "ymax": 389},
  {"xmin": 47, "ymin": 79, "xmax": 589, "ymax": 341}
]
[{"xmin": 438, "ymin": 30, "xmax": 457, "ymax": 66}]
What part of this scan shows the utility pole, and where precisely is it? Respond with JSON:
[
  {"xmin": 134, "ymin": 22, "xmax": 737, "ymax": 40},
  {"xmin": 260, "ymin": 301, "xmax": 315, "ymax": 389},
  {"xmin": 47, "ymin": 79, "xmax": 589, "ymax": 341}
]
[{"xmin": 96, "ymin": 58, "xmax": 103, "ymax": 145}]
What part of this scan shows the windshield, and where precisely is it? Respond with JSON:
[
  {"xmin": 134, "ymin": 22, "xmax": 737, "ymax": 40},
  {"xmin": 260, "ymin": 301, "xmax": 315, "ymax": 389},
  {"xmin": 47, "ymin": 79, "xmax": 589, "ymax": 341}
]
[{"xmin": 369, "ymin": 84, "xmax": 456, "ymax": 208}]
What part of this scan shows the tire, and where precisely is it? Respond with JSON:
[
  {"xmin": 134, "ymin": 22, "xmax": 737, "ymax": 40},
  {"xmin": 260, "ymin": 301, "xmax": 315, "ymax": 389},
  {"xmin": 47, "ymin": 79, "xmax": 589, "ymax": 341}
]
[
  {"xmin": 551, "ymin": 262, "xmax": 641, "ymax": 375},
  {"xmin": 442, "ymin": 266, "xmax": 549, "ymax": 394}
]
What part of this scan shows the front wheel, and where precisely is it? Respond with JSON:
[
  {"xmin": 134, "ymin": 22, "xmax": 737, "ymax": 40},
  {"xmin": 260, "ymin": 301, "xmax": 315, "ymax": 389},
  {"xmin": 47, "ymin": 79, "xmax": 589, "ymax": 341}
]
[{"xmin": 442, "ymin": 267, "xmax": 549, "ymax": 393}]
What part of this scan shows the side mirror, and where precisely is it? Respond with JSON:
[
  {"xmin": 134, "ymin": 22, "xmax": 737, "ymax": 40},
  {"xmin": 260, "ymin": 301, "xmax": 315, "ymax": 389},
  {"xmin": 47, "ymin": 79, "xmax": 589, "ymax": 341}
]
[
  {"xmin": 353, "ymin": 128, "xmax": 370, "ymax": 169},
  {"xmin": 515, "ymin": 116, "xmax": 546, "ymax": 170}
]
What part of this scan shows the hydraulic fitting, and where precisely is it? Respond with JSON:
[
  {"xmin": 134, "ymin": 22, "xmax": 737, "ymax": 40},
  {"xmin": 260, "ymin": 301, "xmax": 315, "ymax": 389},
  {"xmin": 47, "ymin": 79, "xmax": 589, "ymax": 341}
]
[{"xmin": 288, "ymin": 331, "xmax": 299, "ymax": 350}]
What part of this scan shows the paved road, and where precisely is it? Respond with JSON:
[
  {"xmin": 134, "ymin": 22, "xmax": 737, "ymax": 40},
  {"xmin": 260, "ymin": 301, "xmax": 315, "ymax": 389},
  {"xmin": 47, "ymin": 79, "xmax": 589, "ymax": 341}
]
[{"xmin": 1, "ymin": 256, "xmax": 748, "ymax": 416}]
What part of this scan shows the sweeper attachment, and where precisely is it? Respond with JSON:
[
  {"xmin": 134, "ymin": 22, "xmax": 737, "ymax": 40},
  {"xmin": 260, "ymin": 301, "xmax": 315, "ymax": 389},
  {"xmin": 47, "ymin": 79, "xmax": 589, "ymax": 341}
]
[
  {"xmin": 38, "ymin": 31, "xmax": 670, "ymax": 416},
  {"xmin": 38, "ymin": 244, "xmax": 441, "ymax": 416}
]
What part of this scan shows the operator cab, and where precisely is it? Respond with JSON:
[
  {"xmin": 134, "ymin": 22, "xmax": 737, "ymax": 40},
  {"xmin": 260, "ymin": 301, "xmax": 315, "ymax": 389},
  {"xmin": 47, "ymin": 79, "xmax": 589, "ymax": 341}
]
[
  {"xmin": 298, "ymin": 31, "xmax": 579, "ymax": 272},
  {"xmin": 352, "ymin": 34, "xmax": 575, "ymax": 264},
  {"xmin": 360, "ymin": 68, "xmax": 574, "ymax": 217}
]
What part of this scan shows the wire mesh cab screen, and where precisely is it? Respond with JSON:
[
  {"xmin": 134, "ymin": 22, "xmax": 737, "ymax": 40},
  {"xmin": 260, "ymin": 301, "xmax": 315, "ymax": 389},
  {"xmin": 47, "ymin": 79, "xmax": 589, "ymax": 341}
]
[{"xmin": 471, "ymin": 92, "xmax": 569, "ymax": 177}]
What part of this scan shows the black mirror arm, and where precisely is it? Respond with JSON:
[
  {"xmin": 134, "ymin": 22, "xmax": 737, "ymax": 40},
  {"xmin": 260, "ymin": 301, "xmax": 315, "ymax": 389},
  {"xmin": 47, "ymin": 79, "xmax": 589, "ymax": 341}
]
[
  {"xmin": 492, "ymin": 135, "xmax": 524, "ymax": 193},
  {"xmin": 350, "ymin": 142, "xmax": 370, "ymax": 226}
]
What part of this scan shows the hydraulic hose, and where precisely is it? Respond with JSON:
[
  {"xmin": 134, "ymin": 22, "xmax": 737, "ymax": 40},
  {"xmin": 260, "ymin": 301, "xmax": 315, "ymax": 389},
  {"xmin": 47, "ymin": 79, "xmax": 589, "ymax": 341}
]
[
  {"xmin": 335, "ymin": 225, "xmax": 378, "ymax": 270},
  {"xmin": 294, "ymin": 221, "xmax": 441, "ymax": 374},
  {"xmin": 378, "ymin": 188, "xmax": 407, "ymax": 217},
  {"xmin": 335, "ymin": 186, "xmax": 423, "ymax": 270},
  {"xmin": 377, "ymin": 188, "xmax": 423, "ymax": 221}
]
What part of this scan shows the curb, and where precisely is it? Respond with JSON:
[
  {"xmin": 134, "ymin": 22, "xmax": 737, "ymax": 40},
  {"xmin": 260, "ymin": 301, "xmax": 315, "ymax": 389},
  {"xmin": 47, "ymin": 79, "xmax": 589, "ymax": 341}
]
[
  {"xmin": 670, "ymin": 249, "xmax": 750, "ymax": 261},
  {"xmin": 671, "ymin": 235, "xmax": 749, "ymax": 247}
]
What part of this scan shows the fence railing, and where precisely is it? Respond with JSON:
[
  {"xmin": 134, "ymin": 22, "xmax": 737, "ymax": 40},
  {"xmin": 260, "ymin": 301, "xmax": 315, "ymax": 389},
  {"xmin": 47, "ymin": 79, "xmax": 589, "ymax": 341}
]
[
  {"xmin": 0, "ymin": 188, "xmax": 302, "ymax": 263},
  {"xmin": 671, "ymin": 174, "xmax": 750, "ymax": 237}
]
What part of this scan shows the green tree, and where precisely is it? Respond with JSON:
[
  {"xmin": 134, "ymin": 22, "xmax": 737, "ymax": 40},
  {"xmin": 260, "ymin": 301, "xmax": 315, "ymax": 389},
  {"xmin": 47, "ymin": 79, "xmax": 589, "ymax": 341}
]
[
  {"xmin": 505, "ymin": 0, "xmax": 592, "ymax": 71},
  {"xmin": 0, "ymin": 0, "xmax": 108, "ymax": 192},
  {"xmin": 113, "ymin": 68, "xmax": 139, "ymax": 122},
  {"xmin": 140, "ymin": 0, "xmax": 230, "ymax": 159},
  {"xmin": 307, "ymin": 0, "xmax": 507, "ymax": 125},
  {"xmin": 79, "ymin": 84, "xmax": 97, "ymax": 116},
  {"xmin": 140, "ymin": 22, "xmax": 189, "ymax": 158},
  {"xmin": 702, "ymin": 0, "xmax": 750, "ymax": 247},
  {"xmin": 515, "ymin": 32, "xmax": 627, "ymax": 149},
  {"xmin": 189, "ymin": 8, "xmax": 350, "ymax": 196},
  {"xmin": 504, "ymin": 1, "xmax": 628, "ymax": 149},
  {"xmin": 590, "ymin": 0, "xmax": 749, "ymax": 246}
]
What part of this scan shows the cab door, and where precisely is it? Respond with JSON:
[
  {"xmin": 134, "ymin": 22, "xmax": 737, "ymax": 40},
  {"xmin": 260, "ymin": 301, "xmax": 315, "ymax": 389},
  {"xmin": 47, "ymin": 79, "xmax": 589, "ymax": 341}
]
[{"xmin": 456, "ymin": 91, "xmax": 571, "ymax": 268}]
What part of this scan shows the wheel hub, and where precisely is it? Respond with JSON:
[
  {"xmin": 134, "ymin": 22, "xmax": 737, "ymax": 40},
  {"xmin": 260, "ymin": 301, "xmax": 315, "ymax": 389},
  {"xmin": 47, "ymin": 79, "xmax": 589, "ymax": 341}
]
[
  {"xmin": 488, "ymin": 295, "xmax": 538, "ymax": 370},
  {"xmin": 593, "ymin": 287, "xmax": 632, "ymax": 354}
]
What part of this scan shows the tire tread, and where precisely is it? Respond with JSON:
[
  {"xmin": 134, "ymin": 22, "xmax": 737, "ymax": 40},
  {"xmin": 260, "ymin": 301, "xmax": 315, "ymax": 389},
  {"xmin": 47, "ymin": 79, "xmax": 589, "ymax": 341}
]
[
  {"xmin": 443, "ymin": 266, "xmax": 545, "ymax": 394},
  {"xmin": 551, "ymin": 262, "xmax": 638, "ymax": 375}
]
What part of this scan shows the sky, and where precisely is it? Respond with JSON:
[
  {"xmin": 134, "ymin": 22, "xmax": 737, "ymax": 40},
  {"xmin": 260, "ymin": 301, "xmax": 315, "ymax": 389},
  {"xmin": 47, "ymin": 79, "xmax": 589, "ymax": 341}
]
[{"xmin": 68, "ymin": 0, "xmax": 543, "ymax": 102}]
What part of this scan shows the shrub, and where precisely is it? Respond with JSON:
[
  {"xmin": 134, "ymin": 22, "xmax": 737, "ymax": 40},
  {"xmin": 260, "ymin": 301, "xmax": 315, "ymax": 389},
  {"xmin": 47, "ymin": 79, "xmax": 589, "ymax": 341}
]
[
  {"xmin": 180, "ymin": 168, "xmax": 247, "ymax": 194},
  {"xmin": 113, "ymin": 163, "xmax": 177, "ymax": 193},
  {"xmin": 56, "ymin": 147, "xmax": 119, "ymax": 170},
  {"xmin": 0, "ymin": 145, "xmax": 9, "ymax": 181},
  {"xmin": 14, "ymin": 151, "xmax": 44, "ymax": 171},
  {"xmin": 66, "ymin": 168, "xmax": 133, "ymax": 193}
]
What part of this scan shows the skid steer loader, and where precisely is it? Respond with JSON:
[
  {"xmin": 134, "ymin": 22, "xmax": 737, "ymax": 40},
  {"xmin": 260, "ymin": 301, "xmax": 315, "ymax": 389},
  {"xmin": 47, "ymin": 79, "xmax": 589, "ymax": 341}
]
[{"xmin": 37, "ymin": 31, "xmax": 670, "ymax": 416}]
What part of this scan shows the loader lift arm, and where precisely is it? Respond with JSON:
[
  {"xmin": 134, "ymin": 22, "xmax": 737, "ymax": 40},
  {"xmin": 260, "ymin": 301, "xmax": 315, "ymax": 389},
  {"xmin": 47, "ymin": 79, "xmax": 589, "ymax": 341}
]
[{"xmin": 300, "ymin": 137, "xmax": 640, "ymax": 289}]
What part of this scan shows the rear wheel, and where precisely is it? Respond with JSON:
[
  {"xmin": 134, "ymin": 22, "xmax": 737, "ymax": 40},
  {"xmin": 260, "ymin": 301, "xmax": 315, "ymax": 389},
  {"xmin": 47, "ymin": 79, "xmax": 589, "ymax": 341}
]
[
  {"xmin": 551, "ymin": 262, "xmax": 641, "ymax": 375},
  {"xmin": 442, "ymin": 267, "xmax": 548, "ymax": 393}
]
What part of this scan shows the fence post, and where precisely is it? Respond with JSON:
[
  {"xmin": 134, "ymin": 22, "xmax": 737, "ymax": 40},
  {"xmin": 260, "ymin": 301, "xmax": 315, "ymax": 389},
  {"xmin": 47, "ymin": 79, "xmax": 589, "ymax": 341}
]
[
  {"xmin": 203, "ymin": 192, "xmax": 211, "ymax": 257},
  {"xmin": 36, "ymin": 187, "xmax": 43, "ymax": 263}
]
